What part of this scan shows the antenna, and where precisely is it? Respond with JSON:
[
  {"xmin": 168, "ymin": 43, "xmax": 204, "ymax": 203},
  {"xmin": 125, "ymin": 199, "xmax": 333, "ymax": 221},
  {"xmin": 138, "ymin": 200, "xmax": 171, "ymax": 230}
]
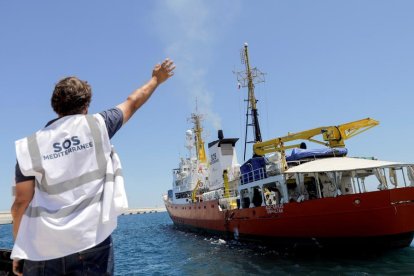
[{"xmin": 234, "ymin": 43, "xmax": 266, "ymax": 161}]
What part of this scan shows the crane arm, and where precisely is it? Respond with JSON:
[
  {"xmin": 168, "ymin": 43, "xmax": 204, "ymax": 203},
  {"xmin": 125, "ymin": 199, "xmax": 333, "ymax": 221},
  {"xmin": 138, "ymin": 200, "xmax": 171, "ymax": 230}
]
[{"xmin": 253, "ymin": 118, "xmax": 379, "ymax": 156}]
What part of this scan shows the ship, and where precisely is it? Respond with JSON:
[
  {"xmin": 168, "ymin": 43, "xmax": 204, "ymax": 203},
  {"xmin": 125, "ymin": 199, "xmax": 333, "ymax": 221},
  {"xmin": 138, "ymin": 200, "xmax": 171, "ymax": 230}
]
[{"xmin": 164, "ymin": 44, "xmax": 414, "ymax": 250}]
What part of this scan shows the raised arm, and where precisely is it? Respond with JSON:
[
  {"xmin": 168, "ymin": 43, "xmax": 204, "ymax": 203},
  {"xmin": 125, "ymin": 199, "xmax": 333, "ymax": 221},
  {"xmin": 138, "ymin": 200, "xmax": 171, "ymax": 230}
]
[{"xmin": 117, "ymin": 58, "xmax": 175, "ymax": 125}]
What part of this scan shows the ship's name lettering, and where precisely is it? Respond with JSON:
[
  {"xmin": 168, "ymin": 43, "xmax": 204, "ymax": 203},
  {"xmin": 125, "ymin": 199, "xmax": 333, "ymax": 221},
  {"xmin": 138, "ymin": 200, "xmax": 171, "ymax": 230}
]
[
  {"xmin": 210, "ymin": 153, "xmax": 219, "ymax": 165},
  {"xmin": 265, "ymin": 204, "xmax": 284, "ymax": 214}
]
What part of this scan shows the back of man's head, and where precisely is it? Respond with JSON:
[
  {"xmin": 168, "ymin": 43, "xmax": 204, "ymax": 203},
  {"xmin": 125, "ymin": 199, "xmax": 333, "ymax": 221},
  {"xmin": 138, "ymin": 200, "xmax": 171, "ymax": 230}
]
[{"xmin": 51, "ymin": 76, "xmax": 92, "ymax": 116}]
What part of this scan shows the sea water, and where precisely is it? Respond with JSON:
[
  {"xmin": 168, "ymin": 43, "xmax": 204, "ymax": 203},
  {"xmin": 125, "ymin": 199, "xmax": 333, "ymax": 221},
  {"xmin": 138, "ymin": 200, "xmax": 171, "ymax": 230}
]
[{"xmin": 1, "ymin": 212, "xmax": 414, "ymax": 275}]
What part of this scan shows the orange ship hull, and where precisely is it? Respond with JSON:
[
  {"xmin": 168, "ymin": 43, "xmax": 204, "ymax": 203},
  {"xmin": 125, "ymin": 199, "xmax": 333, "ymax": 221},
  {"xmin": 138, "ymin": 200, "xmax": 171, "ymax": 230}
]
[{"xmin": 165, "ymin": 187, "xmax": 414, "ymax": 249}]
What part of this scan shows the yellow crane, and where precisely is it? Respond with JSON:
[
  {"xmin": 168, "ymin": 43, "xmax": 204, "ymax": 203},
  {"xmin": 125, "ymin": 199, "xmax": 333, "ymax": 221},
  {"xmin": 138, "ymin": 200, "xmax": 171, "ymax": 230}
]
[
  {"xmin": 253, "ymin": 117, "xmax": 379, "ymax": 169},
  {"xmin": 191, "ymin": 180, "xmax": 203, "ymax": 202},
  {"xmin": 235, "ymin": 44, "xmax": 379, "ymax": 169},
  {"xmin": 191, "ymin": 112, "xmax": 207, "ymax": 164}
]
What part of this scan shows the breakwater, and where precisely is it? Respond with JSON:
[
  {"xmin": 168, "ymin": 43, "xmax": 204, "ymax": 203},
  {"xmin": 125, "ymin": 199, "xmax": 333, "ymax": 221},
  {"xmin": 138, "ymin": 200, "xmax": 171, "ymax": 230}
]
[{"xmin": 0, "ymin": 207, "xmax": 166, "ymax": 225}]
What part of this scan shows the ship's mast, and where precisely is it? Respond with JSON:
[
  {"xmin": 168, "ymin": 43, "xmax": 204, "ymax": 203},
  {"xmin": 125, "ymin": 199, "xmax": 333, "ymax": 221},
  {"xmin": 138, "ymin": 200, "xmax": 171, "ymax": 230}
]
[
  {"xmin": 235, "ymin": 43, "xmax": 265, "ymax": 160},
  {"xmin": 191, "ymin": 103, "xmax": 207, "ymax": 164}
]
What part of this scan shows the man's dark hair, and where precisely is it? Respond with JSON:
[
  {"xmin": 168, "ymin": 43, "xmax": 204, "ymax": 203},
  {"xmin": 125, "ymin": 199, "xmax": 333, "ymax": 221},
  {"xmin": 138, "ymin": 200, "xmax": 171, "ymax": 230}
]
[{"xmin": 51, "ymin": 77, "xmax": 92, "ymax": 116}]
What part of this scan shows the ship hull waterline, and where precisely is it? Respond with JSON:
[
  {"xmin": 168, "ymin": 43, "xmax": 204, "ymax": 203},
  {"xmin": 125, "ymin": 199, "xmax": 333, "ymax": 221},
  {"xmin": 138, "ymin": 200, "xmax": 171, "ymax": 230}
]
[{"xmin": 165, "ymin": 187, "xmax": 414, "ymax": 250}]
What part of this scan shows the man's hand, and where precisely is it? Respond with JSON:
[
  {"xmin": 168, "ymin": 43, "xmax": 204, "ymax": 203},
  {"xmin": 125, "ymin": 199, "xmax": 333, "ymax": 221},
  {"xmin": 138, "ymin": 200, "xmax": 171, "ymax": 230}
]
[
  {"xmin": 117, "ymin": 58, "xmax": 176, "ymax": 125},
  {"xmin": 152, "ymin": 58, "xmax": 175, "ymax": 85},
  {"xmin": 12, "ymin": 259, "xmax": 23, "ymax": 276}
]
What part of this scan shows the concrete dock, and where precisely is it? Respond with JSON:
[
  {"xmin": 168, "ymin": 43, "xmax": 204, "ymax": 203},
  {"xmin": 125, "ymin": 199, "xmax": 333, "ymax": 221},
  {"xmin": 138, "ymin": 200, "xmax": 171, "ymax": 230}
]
[
  {"xmin": 0, "ymin": 207, "xmax": 166, "ymax": 225},
  {"xmin": 0, "ymin": 212, "xmax": 12, "ymax": 225},
  {"xmin": 121, "ymin": 207, "xmax": 166, "ymax": 215}
]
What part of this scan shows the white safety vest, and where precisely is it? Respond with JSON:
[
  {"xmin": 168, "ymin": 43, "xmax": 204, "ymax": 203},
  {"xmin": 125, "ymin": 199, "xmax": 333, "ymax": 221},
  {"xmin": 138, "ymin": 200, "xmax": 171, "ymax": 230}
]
[{"xmin": 12, "ymin": 114, "xmax": 128, "ymax": 261}]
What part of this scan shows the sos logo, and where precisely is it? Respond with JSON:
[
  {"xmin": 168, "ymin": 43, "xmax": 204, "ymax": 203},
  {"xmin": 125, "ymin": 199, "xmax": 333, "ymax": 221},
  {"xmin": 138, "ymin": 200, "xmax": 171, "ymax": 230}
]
[{"xmin": 53, "ymin": 136, "xmax": 81, "ymax": 152}]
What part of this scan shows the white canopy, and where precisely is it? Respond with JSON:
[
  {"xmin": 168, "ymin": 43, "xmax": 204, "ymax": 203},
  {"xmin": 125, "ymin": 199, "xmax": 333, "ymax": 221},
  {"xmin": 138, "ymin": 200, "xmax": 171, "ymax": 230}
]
[{"xmin": 285, "ymin": 157, "xmax": 408, "ymax": 173}]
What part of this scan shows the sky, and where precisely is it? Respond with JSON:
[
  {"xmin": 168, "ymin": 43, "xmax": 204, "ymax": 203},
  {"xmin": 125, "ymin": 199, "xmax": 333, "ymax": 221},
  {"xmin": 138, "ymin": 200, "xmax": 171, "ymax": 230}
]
[{"xmin": 0, "ymin": 1, "xmax": 413, "ymax": 211}]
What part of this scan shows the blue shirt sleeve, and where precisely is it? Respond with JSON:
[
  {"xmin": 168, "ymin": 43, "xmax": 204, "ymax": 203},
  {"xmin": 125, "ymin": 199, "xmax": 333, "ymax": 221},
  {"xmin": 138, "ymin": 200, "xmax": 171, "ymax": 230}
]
[
  {"xmin": 15, "ymin": 108, "xmax": 124, "ymax": 183},
  {"xmin": 15, "ymin": 162, "xmax": 33, "ymax": 183},
  {"xmin": 99, "ymin": 107, "xmax": 124, "ymax": 139}
]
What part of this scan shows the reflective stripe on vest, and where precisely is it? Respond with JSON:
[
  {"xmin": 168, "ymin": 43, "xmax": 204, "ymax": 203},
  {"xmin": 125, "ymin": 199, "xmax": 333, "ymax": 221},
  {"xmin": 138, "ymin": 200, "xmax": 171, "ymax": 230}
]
[{"xmin": 26, "ymin": 190, "xmax": 103, "ymax": 218}]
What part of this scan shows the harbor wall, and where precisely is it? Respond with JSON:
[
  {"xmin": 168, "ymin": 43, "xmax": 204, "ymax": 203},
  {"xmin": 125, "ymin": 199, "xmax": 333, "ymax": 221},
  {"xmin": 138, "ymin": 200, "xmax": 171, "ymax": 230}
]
[{"xmin": 0, "ymin": 207, "xmax": 166, "ymax": 225}]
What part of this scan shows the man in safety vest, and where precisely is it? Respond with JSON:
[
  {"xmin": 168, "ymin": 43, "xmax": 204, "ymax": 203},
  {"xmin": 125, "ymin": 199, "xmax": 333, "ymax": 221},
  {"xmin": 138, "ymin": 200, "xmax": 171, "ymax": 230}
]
[{"xmin": 11, "ymin": 58, "xmax": 175, "ymax": 275}]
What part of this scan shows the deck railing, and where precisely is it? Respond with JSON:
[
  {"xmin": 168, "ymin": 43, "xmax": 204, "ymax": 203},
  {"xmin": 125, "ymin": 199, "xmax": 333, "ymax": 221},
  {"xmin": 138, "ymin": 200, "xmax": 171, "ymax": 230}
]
[{"xmin": 241, "ymin": 167, "xmax": 267, "ymax": 185}]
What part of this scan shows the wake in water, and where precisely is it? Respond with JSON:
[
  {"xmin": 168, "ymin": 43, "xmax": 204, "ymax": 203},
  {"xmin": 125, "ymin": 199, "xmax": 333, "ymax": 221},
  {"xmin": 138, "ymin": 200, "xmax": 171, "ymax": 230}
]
[{"xmin": 168, "ymin": 222, "xmax": 414, "ymax": 261}]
